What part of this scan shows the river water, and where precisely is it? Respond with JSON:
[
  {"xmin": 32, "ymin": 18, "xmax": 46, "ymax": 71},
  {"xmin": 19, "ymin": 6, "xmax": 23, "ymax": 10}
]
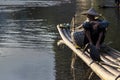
[
  {"xmin": 0, "ymin": 0, "xmax": 120, "ymax": 80},
  {"xmin": 0, "ymin": 4, "xmax": 56, "ymax": 80}
]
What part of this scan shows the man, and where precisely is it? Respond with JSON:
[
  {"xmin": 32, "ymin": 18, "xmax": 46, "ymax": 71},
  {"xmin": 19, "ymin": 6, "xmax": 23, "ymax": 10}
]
[
  {"xmin": 73, "ymin": 8, "xmax": 109, "ymax": 61},
  {"xmin": 81, "ymin": 8, "xmax": 109, "ymax": 49}
]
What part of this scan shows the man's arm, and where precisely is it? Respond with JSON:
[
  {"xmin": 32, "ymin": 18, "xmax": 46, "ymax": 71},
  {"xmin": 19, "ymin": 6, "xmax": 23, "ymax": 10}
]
[
  {"xmin": 96, "ymin": 32, "xmax": 103, "ymax": 49},
  {"xmin": 85, "ymin": 30, "xmax": 92, "ymax": 45}
]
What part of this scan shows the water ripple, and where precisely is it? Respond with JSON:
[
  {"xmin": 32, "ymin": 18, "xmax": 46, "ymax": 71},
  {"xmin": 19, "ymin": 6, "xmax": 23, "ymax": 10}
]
[
  {"xmin": 0, "ymin": 19, "xmax": 56, "ymax": 49},
  {"xmin": 0, "ymin": 1, "xmax": 71, "ymax": 7}
]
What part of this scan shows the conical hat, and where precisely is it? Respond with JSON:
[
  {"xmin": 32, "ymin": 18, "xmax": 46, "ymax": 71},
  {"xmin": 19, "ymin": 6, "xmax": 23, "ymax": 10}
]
[{"xmin": 81, "ymin": 8, "xmax": 99, "ymax": 16}]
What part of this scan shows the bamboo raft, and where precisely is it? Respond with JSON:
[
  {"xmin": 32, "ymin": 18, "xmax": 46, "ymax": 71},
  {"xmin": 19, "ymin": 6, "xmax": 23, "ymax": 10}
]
[{"xmin": 57, "ymin": 24, "xmax": 120, "ymax": 80}]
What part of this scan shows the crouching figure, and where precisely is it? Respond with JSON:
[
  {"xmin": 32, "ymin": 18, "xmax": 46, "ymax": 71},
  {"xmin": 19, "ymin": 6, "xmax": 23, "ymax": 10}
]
[{"xmin": 74, "ymin": 8, "xmax": 109, "ymax": 61}]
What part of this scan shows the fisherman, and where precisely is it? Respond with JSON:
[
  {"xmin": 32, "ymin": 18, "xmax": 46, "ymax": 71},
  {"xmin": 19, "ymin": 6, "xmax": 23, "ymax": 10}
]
[
  {"xmin": 80, "ymin": 8, "xmax": 109, "ymax": 49},
  {"xmin": 75, "ymin": 8, "xmax": 109, "ymax": 61}
]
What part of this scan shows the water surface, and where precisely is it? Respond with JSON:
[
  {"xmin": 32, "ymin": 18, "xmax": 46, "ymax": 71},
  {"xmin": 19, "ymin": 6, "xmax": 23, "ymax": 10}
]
[{"xmin": 0, "ymin": 0, "xmax": 75, "ymax": 80}]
